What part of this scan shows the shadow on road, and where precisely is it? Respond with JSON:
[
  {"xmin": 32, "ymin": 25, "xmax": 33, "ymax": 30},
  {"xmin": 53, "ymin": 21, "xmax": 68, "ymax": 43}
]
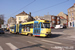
[
  {"xmin": 19, "ymin": 44, "xmax": 48, "ymax": 50},
  {"xmin": 49, "ymin": 34, "xmax": 62, "ymax": 38},
  {"xmin": 34, "ymin": 34, "xmax": 62, "ymax": 38},
  {"xmin": 51, "ymin": 29, "xmax": 65, "ymax": 32},
  {"xmin": 0, "ymin": 32, "xmax": 62, "ymax": 38},
  {"xmin": 0, "ymin": 32, "xmax": 25, "ymax": 38}
]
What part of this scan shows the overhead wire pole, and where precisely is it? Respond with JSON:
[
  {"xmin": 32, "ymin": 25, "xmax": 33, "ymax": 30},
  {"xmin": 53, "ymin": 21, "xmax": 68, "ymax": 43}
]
[
  {"xmin": 10, "ymin": 0, "xmax": 36, "ymax": 16},
  {"xmin": 32, "ymin": 0, "xmax": 69, "ymax": 13}
]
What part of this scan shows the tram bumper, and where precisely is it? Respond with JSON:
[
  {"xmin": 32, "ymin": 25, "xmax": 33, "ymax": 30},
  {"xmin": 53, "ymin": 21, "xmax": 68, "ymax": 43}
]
[{"xmin": 40, "ymin": 32, "xmax": 51, "ymax": 37}]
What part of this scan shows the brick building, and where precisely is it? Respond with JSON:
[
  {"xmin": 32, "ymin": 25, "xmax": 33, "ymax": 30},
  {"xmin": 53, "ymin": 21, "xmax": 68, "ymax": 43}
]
[
  {"xmin": 34, "ymin": 15, "xmax": 60, "ymax": 27},
  {"xmin": 68, "ymin": 3, "xmax": 75, "ymax": 27}
]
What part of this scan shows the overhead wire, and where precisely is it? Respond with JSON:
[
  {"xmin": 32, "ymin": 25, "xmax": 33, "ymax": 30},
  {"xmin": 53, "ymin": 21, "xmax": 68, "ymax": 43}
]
[
  {"xmin": 10, "ymin": 0, "xmax": 36, "ymax": 16},
  {"xmin": 32, "ymin": 0, "xmax": 69, "ymax": 13}
]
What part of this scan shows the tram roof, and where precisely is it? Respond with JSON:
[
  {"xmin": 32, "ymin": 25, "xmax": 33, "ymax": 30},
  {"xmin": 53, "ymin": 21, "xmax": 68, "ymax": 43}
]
[{"xmin": 21, "ymin": 20, "xmax": 50, "ymax": 25}]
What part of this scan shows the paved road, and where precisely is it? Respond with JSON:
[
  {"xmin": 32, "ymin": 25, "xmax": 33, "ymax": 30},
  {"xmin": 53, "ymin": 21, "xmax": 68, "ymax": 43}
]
[{"xmin": 0, "ymin": 28, "xmax": 75, "ymax": 50}]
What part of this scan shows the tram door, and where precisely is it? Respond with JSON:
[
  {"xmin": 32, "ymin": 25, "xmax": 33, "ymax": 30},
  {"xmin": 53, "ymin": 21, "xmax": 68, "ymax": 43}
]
[
  {"xmin": 14, "ymin": 25, "xmax": 16, "ymax": 33},
  {"xmin": 33, "ymin": 21, "xmax": 41, "ymax": 36}
]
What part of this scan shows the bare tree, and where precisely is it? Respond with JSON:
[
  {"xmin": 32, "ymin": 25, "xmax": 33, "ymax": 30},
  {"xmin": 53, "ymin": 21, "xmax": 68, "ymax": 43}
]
[{"xmin": 0, "ymin": 15, "xmax": 4, "ymax": 24}]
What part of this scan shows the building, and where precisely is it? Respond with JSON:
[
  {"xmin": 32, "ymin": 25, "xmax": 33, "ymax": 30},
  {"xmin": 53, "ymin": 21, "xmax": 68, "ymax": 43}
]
[
  {"xmin": 51, "ymin": 15, "xmax": 60, "ymax": 27},
  {"xmin": 7, "ymin": 17, "xmax": 16, "ymax": 25},
  {"xmin": 59, "ymin": 16, "xmax": 67, "ymax": 26},
  {"xmin": 34, "ymin": 15, "xmax": 60, "ymax": 27},
  {"xmin": 68, "ymin": 3, "xmax": 75, "ymax": 27},
  {"xmin": 57, "ymin": 12, "xmax": 68, "ymax": 26},
  {"xmin": 16, "ymin": 11, "xmax": 34, "ymax": 24},
  {"xmin": 7, "ymin": 17, "xmax": 16, "ymax": 28}
]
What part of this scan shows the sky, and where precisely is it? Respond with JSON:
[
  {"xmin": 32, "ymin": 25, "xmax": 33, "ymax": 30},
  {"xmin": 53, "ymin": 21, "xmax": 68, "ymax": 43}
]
[{"xmin": 0, "ymin": 0, "xmax": 75, "ymax": 24}]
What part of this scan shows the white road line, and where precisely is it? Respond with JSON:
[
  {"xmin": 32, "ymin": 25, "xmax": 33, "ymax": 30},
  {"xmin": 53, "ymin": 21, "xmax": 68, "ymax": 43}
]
[
  {"xmin": 27, "ymin": 41, "xmax": 37, "ymax": 44},
  {"xmin": 6, "ymin": 43, "xmax": 20, "ymax": 50},
  {"xmin": 35, "ymin": 40, "xmax": 54, "ymax": 45},
  {"xmin": 0, "ymin": 46, "xmax": 3, "ymax": 50},
  {"xmin": 41, "ymin": 39, "xmax": 62, "ymax": 44}
]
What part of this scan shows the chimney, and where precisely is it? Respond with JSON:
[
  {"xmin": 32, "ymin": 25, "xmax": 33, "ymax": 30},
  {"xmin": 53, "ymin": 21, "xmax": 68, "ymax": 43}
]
[{"xmin": 29, "ymin": 12, "xmax": 31, "ymax": 16}]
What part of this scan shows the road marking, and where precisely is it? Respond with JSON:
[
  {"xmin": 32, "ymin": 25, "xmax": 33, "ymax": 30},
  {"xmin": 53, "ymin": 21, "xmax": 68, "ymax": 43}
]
[
  {"xmin": 35, "ymin": 40, "xmax": 54, "ymax": 45},
  {"xmin": 0, "ymin": 46, "xmax": 3, "ymax": 50},
  {"xmin": 27, "ymin": 41, "xmax": 37, "ymax": 44},
  {"xmin": 41, "ymin": 39, "xmax": 62, "ymax": 44},
  {"xmin": 6, "ymin": 43, "xmax": 20, "ymax": 50}
]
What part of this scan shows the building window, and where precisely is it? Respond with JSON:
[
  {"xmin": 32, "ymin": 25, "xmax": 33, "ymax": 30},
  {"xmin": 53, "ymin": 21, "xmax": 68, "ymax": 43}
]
[
  {"xmin": 69, "ymin": 14, "xmax": 71, "ymax": 17},
  {"xmin": 71, "ymin": 9, "xmax": 73, "ymax": 11},
  {"xmin": 19, "ymin": 17, "xmax": 21, "ymax": 20},
  {"xmin": 72, "ymin": 13, "xmax": 73, "ymax": 16},
  {"xmin": 57, "ymin": 17, "xmax": 59, "ymax": 19},
  {"xmin": 69, "ymin": 18, "xmax": 71, "ymax": 21},
  {"xmin": 57, "ymin": 21, "xmax": 59, "ymax": 23},
  {"xmin": 52, "ymin": 21, "xmax": 55, "ymax": 23},
  {"xmin": 52, "ymin": 17, "xmax": 55, "ymax": 19},
  {"xmin": 72, "ymin": 17, "xmax": 74, "ymax": 20}
]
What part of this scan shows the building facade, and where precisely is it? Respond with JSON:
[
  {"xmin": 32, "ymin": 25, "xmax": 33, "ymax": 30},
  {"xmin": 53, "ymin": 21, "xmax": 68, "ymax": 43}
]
[
  {"xmin": 57, "ymin": 12, "xmax": 68, "ymax": 26},
  {"xmin": 16, "ymin": 11, "xmax": 34, "ymax": 24},
  {"xmin": 68, "ymin": 3, "xmax": 75, "ymax": 27},
  {"xmin": 51, "ymin": 15, "xmax": 60, "ymax": 27},
  {"xmin": 7, "ymin": 17, "xmax": 16, "ymax": 28},
  {"xmin": 7, "ymin": 17, "xmax": 16, "ymax": 25}
]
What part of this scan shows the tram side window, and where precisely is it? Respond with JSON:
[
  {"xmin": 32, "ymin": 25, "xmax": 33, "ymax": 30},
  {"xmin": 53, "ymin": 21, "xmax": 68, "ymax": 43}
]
[
  {"xmin": 34, "ymin": 23, "xmax": 37, "ymax": 28},
  {"xmin": 22, "ymin": 25, "xmax": 25, "ymax": 28},
  {"xmin": 41, "ymin": 23, "xmax": 50, "ymax": 28},
  {"xmin": 30, "ymin": 24, "xmax": 33, "ymax": 28},
  {"xmin": 22, "ymin": 25, "xmax": 26, "ymax": 31},
  {"xmin": 22, "ymin": 24, "xmax": 33, "ymax": 32}
]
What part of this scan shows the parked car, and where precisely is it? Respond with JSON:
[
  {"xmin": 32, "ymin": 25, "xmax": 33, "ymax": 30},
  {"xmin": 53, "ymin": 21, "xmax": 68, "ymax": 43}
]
[
  {"xmin": 63, "ymin": 25, "xmax": 67, "ymax": 29},
  {"xmin": 55, "ymin": 25, "xmax": 63, "ymax": 29},
  {"xmin": 51, "ymin": 27, "xmax": 54, "ymax": 29},
  {"xmin": 0, "ymin": 29, "xmax": 5, "ymax": 34}
]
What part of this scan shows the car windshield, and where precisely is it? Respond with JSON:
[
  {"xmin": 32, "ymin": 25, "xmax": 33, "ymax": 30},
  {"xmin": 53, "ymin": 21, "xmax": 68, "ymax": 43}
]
[{"xmin": 41, "ymin": 23, "xmax": 50, "ymax": 28}]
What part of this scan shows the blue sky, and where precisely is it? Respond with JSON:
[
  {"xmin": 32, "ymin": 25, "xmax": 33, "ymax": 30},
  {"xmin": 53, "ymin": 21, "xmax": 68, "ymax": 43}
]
[{"xmin": 0, "ymin": 0, "xmax": 75, "ymax": 24}]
